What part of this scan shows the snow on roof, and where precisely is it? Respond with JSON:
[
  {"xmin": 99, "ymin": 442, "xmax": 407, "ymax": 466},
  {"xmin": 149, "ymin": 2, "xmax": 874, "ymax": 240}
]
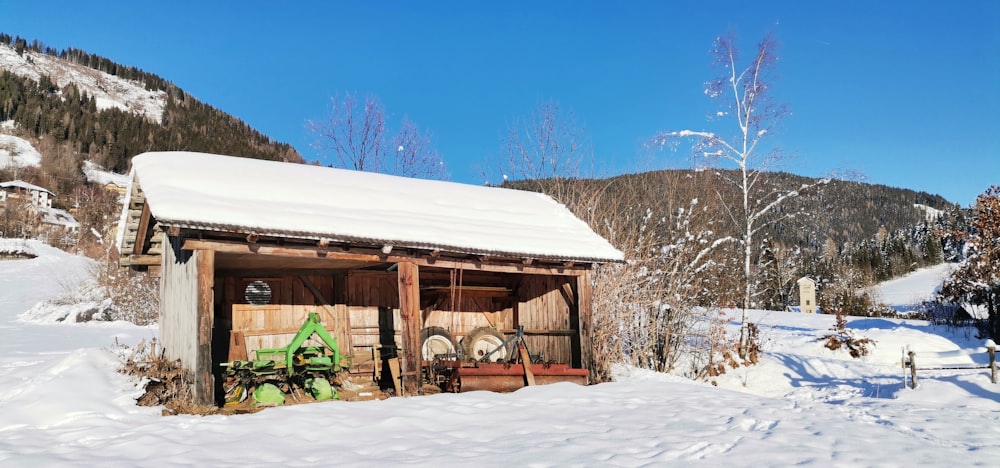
[
  {"xmin": 0, "ymin": 179, "xmax": 54, "ymax": 195},
  {"xmin": 40, "ymin": 207, "xmax": 79, "ymax": 228},
  {"xmin": 129, "ymin": 151, "xmax": 624, "ymax": 263}
]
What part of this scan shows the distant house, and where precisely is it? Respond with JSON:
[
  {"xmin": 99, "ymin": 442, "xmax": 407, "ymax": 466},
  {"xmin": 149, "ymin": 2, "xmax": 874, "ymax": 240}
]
[
  {"xmin": 0, "ymin": 180, "xmax": 54, "ymax": 209},
  {"xmin": 791, "ymin": 277, "xmax": 819, "ymax": 314},
  {"xmin": 0, "ymin": 180, "xmax": 79, "ymax": 241},
  {"xmin": 117, "ymin": 151, "xmax": 624, "ymax": 405}
]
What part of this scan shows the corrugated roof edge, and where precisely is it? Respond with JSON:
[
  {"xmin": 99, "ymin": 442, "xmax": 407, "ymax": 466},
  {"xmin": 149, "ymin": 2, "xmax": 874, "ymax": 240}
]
[{"xmin": 156, "ymin": 218, "xmax": 622, "ymax": 264}]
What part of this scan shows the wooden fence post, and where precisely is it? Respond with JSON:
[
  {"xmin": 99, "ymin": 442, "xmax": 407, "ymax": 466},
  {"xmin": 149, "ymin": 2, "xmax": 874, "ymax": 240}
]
[
  {"xmin": 987, "ymin": 340, "xmax": 997, "ymax": 385},
  {"xmin": 908, "ymin": 350, "xmax": 918, "ymax": 389}
]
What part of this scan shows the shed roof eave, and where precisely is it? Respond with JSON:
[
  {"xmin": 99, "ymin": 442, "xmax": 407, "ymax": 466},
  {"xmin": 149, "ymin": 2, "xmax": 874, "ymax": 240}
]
[{"xmin": 165, "ymin": 223, "xmax": 622, "ymax": 266}]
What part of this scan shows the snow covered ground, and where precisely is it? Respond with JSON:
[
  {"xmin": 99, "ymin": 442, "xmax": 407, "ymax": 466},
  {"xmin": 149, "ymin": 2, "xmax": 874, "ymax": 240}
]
[{"xmin": 1, "ymin": 243, "xmax": 997, "ymax": 466}]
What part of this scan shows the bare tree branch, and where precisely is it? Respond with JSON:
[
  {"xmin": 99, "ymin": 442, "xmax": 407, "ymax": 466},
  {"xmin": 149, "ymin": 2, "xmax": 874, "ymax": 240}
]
[{"xmin": 307, "ymin": 92, "xmax": 448, "ymax": 180}]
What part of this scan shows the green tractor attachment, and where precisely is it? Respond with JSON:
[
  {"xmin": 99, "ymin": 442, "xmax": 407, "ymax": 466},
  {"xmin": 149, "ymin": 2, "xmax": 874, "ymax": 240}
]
[{"xmin": 222, "ymin": 312, "xmax": 349, "ymax": 406}]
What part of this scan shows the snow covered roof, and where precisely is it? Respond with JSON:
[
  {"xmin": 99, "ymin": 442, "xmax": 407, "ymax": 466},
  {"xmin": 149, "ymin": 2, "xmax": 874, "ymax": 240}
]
[
  {"xmin": 129, "ymin": 151, "xmax": 624, "ymax": 263},
  {"xmin": 40, "ymin": 206, "xmax": 79, "ymax": 228},
  {"xmin": 0, "ymin": 180, "xmax": 54, "ymax": 195}
]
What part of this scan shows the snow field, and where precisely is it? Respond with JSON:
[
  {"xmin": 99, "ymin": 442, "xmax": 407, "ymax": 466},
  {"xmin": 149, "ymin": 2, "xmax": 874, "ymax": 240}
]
[{"xmin": 1, "ymin": 243, "xmax": 998, "ymax": 466}]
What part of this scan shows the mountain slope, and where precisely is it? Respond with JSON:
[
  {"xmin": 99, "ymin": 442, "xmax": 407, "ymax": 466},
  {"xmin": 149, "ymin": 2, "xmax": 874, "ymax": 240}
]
[
  {"xmin": 0, "ymin": 35, "xmax": 302, "ymax": 176},
  {"xmin": 0, "ymin": 40, "xmax": 166, "ymax": 122}
]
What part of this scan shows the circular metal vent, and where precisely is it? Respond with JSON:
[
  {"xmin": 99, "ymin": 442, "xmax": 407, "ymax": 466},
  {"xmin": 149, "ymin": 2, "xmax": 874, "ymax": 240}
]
[{"xmin": 244, "ymin": 280, "xmax": 272, "ymax": 305}]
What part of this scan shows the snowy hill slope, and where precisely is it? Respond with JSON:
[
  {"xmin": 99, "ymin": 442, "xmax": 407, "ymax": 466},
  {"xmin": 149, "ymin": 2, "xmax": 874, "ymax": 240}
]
[
  {"xmin": 0, "ymin": 43, "xmax": 165, "ymax": 122},
  {"xmin": 864, "ymin": 262, "xmax": 957, "ymax": 313},
  {"xmin": 0, "ymin": 246, "xmax": 997, "ymax": 465},
  {"xmin": 0, "ymin": 131, "xmax": 41, "ymax": 168}
]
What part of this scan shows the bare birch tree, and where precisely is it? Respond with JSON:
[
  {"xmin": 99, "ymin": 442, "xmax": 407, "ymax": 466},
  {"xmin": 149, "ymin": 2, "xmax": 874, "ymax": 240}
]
[
  {"xmin": 308, "ymin": 92, "xmax": 448, "ymax": 180},
  {"xmin": 487, "ymin": 100, "xmax": 590, "ymax": 204},
  {"xmin": 653, "ymin": 33, "xmax": 828, "ymax": 357}
]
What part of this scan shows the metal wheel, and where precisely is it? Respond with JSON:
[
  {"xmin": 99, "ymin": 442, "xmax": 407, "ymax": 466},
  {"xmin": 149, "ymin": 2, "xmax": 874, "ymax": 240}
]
[
  {"xmin": 420, "ymin": 326, "xmax": 458, "ymax": 360},
  {"xmin": 461, "ymin": 327, "xmax": 509, "ymax": 362}
]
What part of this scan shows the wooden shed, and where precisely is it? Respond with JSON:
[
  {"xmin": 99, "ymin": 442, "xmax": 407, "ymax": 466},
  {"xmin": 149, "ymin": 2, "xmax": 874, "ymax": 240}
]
[{"xmin": 118, "ymin": 151, "xmax": 623, "ymax": 405}]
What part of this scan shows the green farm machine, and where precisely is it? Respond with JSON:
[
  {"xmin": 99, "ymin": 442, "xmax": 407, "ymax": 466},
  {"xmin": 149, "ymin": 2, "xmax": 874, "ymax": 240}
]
[{"xmin": 221, "ymin": 312, "xmax": 349, "ymax": 406}]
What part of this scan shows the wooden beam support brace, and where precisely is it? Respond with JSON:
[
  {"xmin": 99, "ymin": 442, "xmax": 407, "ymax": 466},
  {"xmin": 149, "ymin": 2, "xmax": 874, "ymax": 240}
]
[{"xmin": 132, "ymin": 202, "xmax": 151, "ymax": 256}]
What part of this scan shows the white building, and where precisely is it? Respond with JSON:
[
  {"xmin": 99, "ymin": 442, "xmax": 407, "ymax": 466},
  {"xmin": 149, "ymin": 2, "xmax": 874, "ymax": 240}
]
[
  {"xmin": 0, "ymin": 180, "xmax": 53, "ymax": 208},
  {"xmin": 796, "ymin": 277, "xmax": 818, "ymax": 314}
]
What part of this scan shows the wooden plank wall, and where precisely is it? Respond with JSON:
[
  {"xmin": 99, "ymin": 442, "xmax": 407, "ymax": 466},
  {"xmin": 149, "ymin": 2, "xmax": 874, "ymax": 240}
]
[
  {"xmin": 346, "ymin": 271, "xmax": 401, "ymax": 359},
  {"xmin": 218, "ymin": 269, "xmax": 581, "ymax": 373},
  {"xmin": 230, "ymin": 304, "xmax": 351, "ymax": 359},
  {"xmin": 519, "ymin": 275, "xmax": 573, "ymax": 364},
  {"xmin": 160, "ymin": 236, "xmax": 200, "ymax": 374}
]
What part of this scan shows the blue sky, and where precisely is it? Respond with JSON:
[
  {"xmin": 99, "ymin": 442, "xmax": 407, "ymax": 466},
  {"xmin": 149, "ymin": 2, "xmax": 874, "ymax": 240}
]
[{"xmin": 2, "ymin": 1, "xmax": 997, "ymax": 206}]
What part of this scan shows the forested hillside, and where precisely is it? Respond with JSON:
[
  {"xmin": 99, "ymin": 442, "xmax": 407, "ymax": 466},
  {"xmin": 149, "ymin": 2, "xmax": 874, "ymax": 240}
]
[
  {"xmin": 0, "ymin": 34, "xmax": 301, "ymax": 176},
  {"xmin": 509, "ymin": 169, "xmax": 964, "ymax": 312}
]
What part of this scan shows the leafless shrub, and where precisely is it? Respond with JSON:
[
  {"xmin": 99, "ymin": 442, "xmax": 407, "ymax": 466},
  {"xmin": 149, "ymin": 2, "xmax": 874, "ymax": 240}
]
[
  {"xmin": 821, "ymin": 309, "xmax": 875, "ymax": 358},
  {"xmin": 94, "ymin": 255, "xmax": 159, "ymax": 325},
  {"xmin": 117, "ymin": 338, "xmax": 219, "ymax": 415},
  {"xmin": 582, "ymin": 175, "xmax": 738, "ymax": 382}
]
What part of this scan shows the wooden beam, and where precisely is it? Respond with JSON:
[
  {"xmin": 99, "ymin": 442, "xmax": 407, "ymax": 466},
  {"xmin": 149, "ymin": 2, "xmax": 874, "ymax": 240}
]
[
  {"xmin": 183, "ymin": 238, "xmax": 590, "ymax": 276},
  {"xmin": 498, "ymin": 328, "xmax": 577, "ymax": 336},
  {"xmin": 184, "ymin": 239, "xmax": 383, "ymax": 263},
  {"xmin": 417, "ymin": 257, "xmax": 586, "ymax": 276},
  {"xmin": 396, "ymin": 261, "xmax": 422, "ymax": 395},
  {"xmin": 519, "ymin": 344, "xmax": 536, "ymax": 386},
  {"xmin": 421, "ymin": 286, "xmax": 513, "ymax": 298},
  {"xmin": 132, "ymin": 202, "xmax": 151, "ymax": 256},
  {"xmin": 560, "ymin": 280, "xmax": 577, "ymax": 308},
  {"xmin": 127, "ymin": 254, "xmax": 161, "ymax": 266},
  {"xmin": 195, "ymin": 249, "xmax": 215, "ymax": 405}
]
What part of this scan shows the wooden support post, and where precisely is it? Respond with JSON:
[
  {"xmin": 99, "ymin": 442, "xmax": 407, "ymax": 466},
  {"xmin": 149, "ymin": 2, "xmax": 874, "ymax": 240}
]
[
  {"xmin": 397, "ymin": 261, "xmax": 422, "ymax": 395},
  {"xmin": 988, "ymin": 341, "xmax": 997, "ymax": 384},
  {"xmin": 908, "ymin": 350, "xmax": 918, "ymax": 389},
  {"xmin": 195, "ymin": 249, "xmax": 215, "ymax": 405},
  {"xmin": 576, "ymin": 270, "xmax": 594, "ymax": 381}
]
